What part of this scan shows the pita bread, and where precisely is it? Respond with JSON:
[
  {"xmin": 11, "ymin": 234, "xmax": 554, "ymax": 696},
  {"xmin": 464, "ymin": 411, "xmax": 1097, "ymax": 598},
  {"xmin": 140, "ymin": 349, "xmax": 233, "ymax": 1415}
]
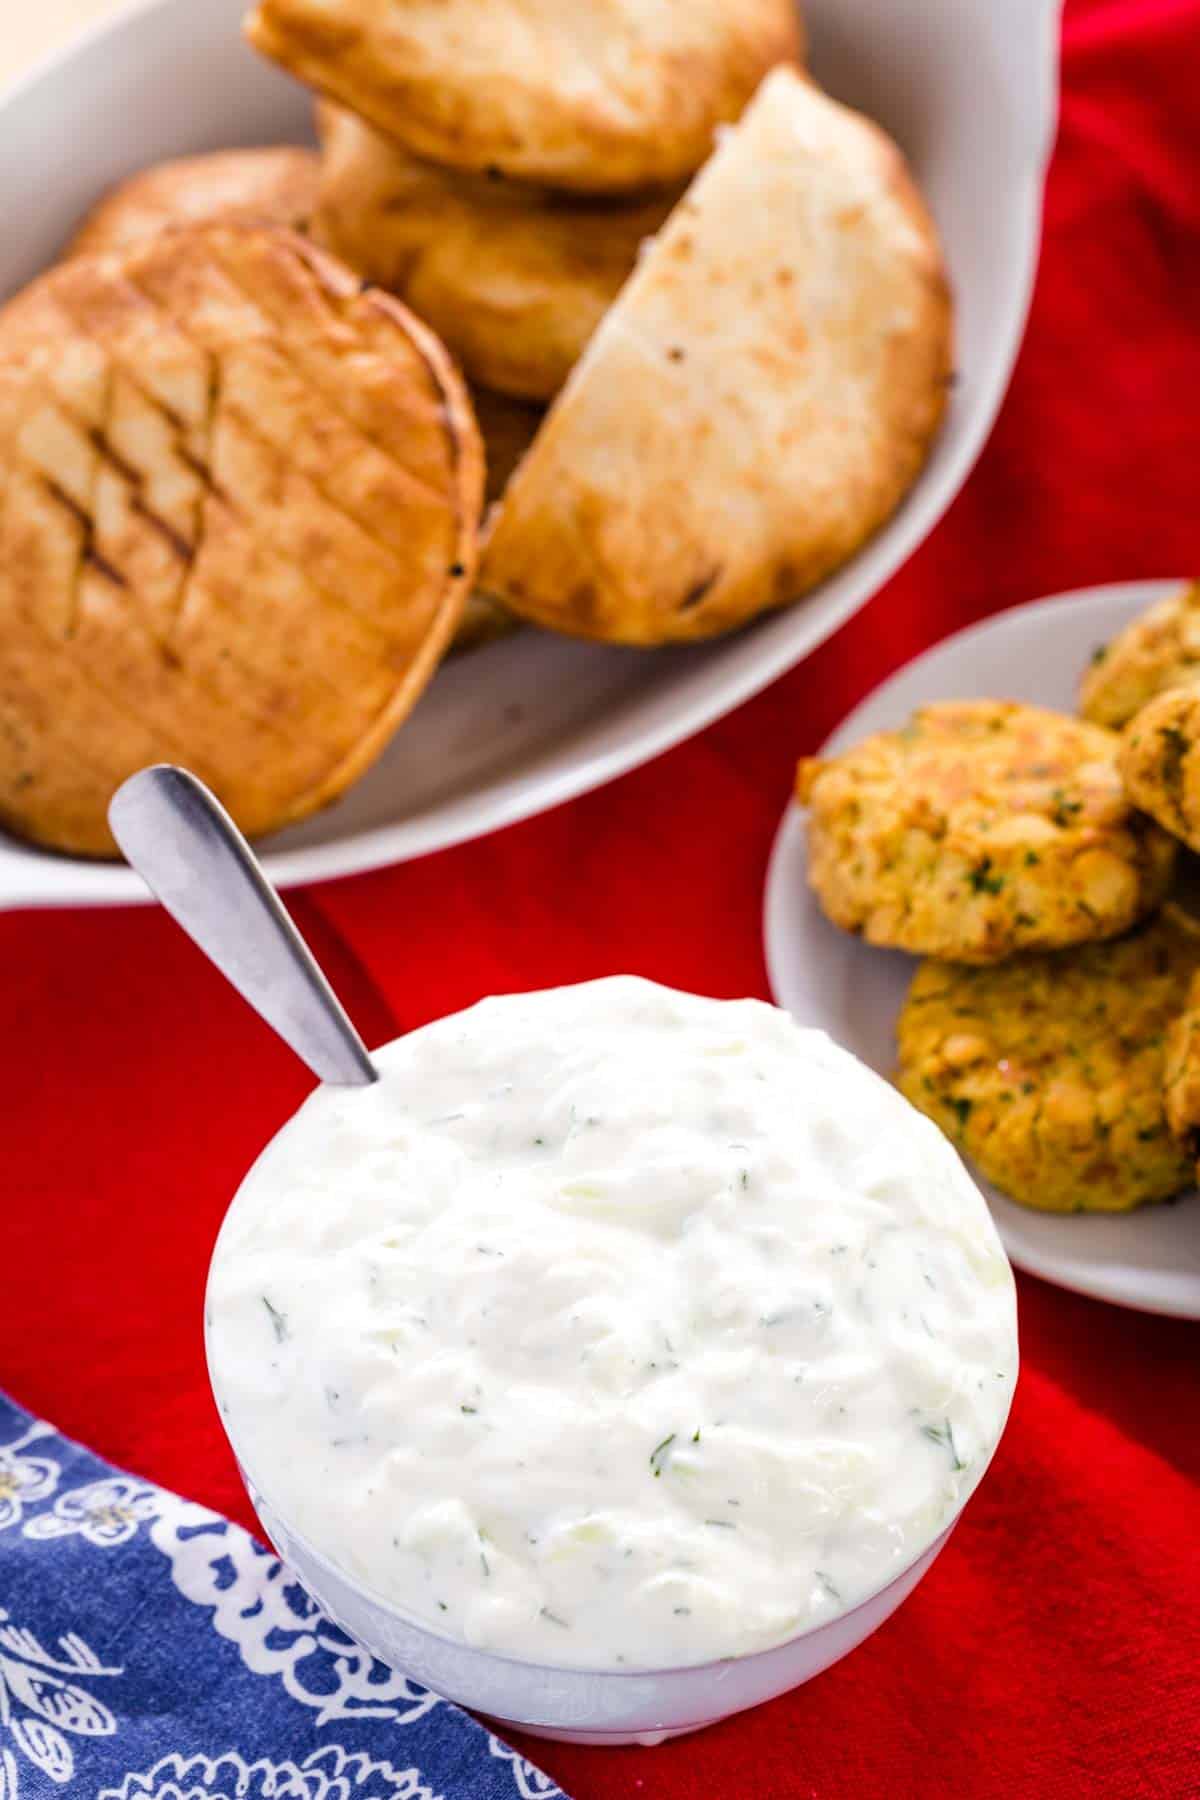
[
  {"xmin": 0, "ymin": 224, "xmax": 482, "ymax": 855},
  {"xmin": 480, "ymin": 67, "xmax": 952, "ymax": 644},
  {"xmin": 66, "ymin": 143, "xmax": 497, "ymax": 655},
  {"xmin": 246, "ymin": 0, "xmax": 803, "ymax": 193},
  {"xmin": 313, "ymin": 105, "xmax": 674, "ymax": 400},
  {"xmin": 66, "ymin": 148, "xmax": 319, "ymax": 257}
]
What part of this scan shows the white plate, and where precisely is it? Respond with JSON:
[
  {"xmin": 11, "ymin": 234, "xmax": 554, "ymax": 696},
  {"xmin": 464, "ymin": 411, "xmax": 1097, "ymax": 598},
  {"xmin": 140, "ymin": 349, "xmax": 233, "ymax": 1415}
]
[
  {"xmin": 764, "ymin": 580, "xmax": 1200, "ymax": 1320},
  {"xmin": 0, "ymin": 0, "xmax": 1059, "ymax": 907}
]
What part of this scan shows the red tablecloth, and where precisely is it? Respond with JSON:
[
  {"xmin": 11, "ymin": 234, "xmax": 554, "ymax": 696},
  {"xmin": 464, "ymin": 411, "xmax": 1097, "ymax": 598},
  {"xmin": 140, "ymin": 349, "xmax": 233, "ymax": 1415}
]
[{"xmin": 3, "ymin": 1, "xmax": 1200, "ymax": 1794}]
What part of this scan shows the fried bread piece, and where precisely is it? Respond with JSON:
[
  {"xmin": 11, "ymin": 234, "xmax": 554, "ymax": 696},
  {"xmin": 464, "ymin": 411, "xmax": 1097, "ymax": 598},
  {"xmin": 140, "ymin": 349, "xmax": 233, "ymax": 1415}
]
[
  {"xmin": 314, "ymin": 106, "xmax": 674, "ymax": 400},
  {"xmin": 66, "ymin": 147, "xmax": 319, "ymax": 256},
  {"xmin": 478, "ymin": 68, "xmax": 952, "ymax": 643},
  {"xmin": 0, "ymin": 223, "xmax": 482, "ymax": 854},
  {"xmin": 246, "ymin": 0, "xmax": 803, "ymax": 193}
]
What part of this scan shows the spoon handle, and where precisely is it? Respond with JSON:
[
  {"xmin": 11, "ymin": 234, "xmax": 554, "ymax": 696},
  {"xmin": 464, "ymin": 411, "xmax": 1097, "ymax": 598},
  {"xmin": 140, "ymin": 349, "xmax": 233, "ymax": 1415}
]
[{"xmin": 109, "ymin": 766, "xmax": 378, "ymax": 1087}]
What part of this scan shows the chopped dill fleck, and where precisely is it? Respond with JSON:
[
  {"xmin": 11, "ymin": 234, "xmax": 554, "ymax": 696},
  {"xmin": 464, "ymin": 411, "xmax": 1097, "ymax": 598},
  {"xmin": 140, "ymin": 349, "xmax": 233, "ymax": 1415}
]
[
  {"xmin": 261, "ymin": 1296, "xmax": 288, "ymax": 1343},
  {"xmin": 649, "ymin": 1433, "xmax": 677, "ymax": 1477},
  {"xmin": 460, "ymin": 1404, "xmax": 478, "ymax": 1415},
  {"xmin": 540, "ymin": 1608, "xmax": 569, "ymax": 1628},
  {"xmin": 437, "ymin": 1601, "xmax": 448, "ymax": 1612},
  {"xmin": 704, "ymin": 1518, "xmax": 736, "ymax": 1530},
  {"xmin": 1160, "ymin": 722, "xmax": 1189, "ymax": 798},
  {"xmin": 533, "ymin": 1136, "xmax": 546, "ymax": 1147},
  {"xmin": 949, "ymin": 1096, "xmax": 972, "ymax": 1130},
  {"xmin": 1090, "ymin": 643, "xmax": 1108, "ymax": 665},
  {"xmin": 673, "ymin": 1606, "xmax": 692, "ymax": 1616},
  {"xmin": 691, "ymin": 1427, "xmax": 701, "ymax": 1444},
  {"xmin": 1050, "ymin": 788, "xmax": 1083, "ymax": 827},
  {"xmin": 816, "ymin": 1570, "xmax": 841, "ymax": 1603},
  {"xmin": 921, "ymin": 1418, "xmax": 967, "ymax": 1470},
  {"xmin": 480, "ymin": 1549, "xmax": 491, "ymax": 1578},
  {"xmin": 968, "ymin": 856, "xmax": 1005, "ymax": 895},
  {"xmin": 739, "ymin": 1169, "xmax": 749, "ymax": 1189}
]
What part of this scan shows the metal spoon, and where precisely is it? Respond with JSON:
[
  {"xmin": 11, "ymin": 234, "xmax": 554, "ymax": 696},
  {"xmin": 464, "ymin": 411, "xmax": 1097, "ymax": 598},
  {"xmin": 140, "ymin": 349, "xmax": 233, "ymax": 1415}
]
[{"xmin": 108, "ymin": 766, "xmax": 378, "ymax": 1087}]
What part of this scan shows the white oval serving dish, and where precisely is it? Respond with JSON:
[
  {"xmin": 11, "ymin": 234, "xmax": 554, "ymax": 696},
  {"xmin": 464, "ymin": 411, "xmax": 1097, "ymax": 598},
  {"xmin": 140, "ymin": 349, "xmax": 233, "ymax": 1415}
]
[{"xmin": 0, "ymin": 0, "xmax": 1059, "ymax": 906}]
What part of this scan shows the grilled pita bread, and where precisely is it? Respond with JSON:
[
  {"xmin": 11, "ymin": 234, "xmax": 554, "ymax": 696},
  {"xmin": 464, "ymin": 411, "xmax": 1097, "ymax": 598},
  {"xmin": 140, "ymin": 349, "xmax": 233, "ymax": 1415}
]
[
  {"xmin": 66, "ymin": 147, "xmax": 319, "ymax": 257},
  {"xmin": 246, "ymin": 0, "xmax": 803, "ymax": 193},
  {"xmin": 314, "ymin": 105, "xmax": 674, "ymax": 400},
  {"xmin": 480, "ymin": 67, "xmax": 952, "ymax": 644},
  {"xmin": 0, "ymin": 223, "xmax": 482, "ymax": 854}
]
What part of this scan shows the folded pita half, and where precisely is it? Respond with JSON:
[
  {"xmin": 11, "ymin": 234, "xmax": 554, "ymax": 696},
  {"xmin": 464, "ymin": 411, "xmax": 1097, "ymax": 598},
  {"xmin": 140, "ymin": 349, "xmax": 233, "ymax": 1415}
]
[
  {"xmin": 245, "ymin": 0, "xmax": 803, "ymax": 193},
  {"xmin": 479, "ymin": 67, "xmax": 953, "ymax": 644}
]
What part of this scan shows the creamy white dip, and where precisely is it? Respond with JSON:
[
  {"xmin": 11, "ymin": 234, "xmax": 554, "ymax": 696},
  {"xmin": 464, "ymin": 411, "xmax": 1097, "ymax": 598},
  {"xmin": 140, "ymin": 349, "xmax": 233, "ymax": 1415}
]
[{"xmin": 206, "ymin": 978, "xmax": 1017, "ymax": 1670}]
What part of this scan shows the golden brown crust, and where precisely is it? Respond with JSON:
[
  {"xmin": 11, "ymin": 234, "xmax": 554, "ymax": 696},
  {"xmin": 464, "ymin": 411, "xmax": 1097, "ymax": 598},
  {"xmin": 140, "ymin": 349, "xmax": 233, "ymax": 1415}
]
[
  {"xmin": 799, "ymin": 699, "xmax": 1176, "ymax": 962},
  {"xmin": 478, "ymin": 68, "xmax": 953, "ymax": 644},
  {"xmin": 1119, "ymin": 685, "xmax": 1200, "ymax": 853},
  {"xmin": 1079, "ymin": 581, "xmax": 1200, "ymax": 728},
  {"xmin": 896, "ymin": 914, "xmax": 1200, "ymax": 1214},
  {"xmin": 0, "ymin": 223, "xmax": 483, "ymax": 856},
  {"xmin": 313, "ymin": 106, "xmax": 675, "ymax": 401},
  {"xmin": 246, "ymin": 0, "xmax": 803, "ymax": 193},
  {"xmin": 1163, "ymin": 968, "xmax": 1200, "ymax": 1154},
  {"xmin": 66, "ymin": 148, "xmax": 320, "ymax": 258}
]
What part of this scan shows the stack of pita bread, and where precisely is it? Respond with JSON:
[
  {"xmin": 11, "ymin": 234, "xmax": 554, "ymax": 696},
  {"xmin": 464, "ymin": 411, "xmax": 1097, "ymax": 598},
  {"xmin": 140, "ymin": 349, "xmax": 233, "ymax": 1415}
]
[{"xmin": 0, "ymin": 0, "xmax": 953, "ymax": 856}]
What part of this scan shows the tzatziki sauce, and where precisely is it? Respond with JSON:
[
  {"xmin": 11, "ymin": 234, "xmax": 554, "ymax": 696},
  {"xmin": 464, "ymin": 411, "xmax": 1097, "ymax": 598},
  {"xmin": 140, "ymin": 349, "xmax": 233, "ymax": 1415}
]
[{"xmin": 206, "ymin": 977, "xmax": 1018, "ymax": 1670}]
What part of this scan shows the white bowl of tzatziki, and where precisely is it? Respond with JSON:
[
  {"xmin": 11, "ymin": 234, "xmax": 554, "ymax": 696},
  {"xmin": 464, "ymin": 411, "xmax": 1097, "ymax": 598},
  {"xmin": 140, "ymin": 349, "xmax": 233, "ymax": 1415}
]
[{"xmin": 205, "ymin": 976, "xmax": 1018, "ymax": 1744}]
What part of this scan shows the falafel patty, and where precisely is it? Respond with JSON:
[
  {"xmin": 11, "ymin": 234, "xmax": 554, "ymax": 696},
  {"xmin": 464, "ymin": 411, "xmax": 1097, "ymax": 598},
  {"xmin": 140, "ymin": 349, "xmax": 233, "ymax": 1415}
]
[
  {"xmin": 1119, "ymin": 685, "xmax": 1200, "ymax": 852},
  {"xmin": 896, "ymin": 913, "xmax": 1200, "ymax": 1213},
  {"xmin": 1164, "ymin": 968, "xmax": 1200, "ymax": 1161},
  {"xmin": 797, "ymin": 699, "xmax": 1175, "ymax": 962},
  {"xmin": 1079, "ymin": 581, "xmax": 1200, "ymax": 729}
]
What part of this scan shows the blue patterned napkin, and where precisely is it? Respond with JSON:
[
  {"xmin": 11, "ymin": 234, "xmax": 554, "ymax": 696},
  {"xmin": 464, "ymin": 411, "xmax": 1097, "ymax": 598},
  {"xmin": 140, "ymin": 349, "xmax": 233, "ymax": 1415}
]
[{"xmin": 0, "ymin": 1392, "xmax": 565, "ymax": 1800}]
